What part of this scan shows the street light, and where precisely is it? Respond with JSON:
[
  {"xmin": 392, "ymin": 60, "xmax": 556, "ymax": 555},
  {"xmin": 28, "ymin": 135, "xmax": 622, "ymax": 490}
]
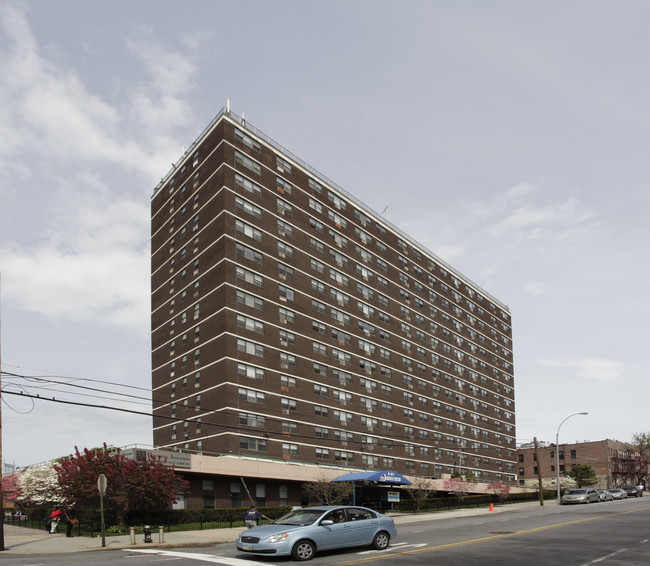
[{"xmin": 556, "ymin": 412, "xmax": 588, "ymax": 503}]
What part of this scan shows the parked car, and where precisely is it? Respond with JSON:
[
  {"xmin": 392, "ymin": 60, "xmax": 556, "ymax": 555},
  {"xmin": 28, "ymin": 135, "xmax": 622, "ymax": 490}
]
[
  {"xmin": 597, "ymin": 489, "xmax": 613, "ymax": 501},
  {"xmin": 608, "ymin": 488, "xmax": 628, "ymax": 500},
  {"xmin": 622, "ymin": 486, "xmax": 643, "ymax": 498},
  {"xmin": 561, "ymin": 488, "xmax": 600, "ymax": 504},
  {"xmin": 236, "ymin": 505, "xmax": 397, "ymax": 561}
]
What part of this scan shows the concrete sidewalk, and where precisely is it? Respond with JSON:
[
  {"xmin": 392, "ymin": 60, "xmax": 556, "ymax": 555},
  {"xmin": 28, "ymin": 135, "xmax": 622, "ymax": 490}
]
[{"xmin": 1, "ymin": 501, "xmax": 545, "ymax": 555}]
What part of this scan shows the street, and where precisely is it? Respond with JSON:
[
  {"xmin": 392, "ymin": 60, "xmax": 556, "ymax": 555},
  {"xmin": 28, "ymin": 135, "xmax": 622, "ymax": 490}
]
[{"xmin": 2, "ymin": 498, "xmax": 649, "ymax": 565}]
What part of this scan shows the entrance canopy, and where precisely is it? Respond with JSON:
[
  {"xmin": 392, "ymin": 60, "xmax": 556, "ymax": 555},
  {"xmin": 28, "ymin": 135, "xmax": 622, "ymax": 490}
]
[{"xmin": 331, "ymin": 470, "xmax": 412, "ymax": 485}]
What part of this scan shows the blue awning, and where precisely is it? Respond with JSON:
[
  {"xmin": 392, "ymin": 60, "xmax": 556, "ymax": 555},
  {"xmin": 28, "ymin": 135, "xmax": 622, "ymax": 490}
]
[{"xmin": 331, "ymin": 470, "xmax": 412, "ymax": 485}]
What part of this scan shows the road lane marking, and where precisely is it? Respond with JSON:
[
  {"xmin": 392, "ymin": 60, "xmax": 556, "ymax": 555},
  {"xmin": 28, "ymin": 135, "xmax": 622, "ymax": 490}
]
[
  {"xmin": 580, "ymin": 547, "xmax": 629, "ymax": 564},
  {"xmin": 125, "ymin": 549, "xmax": 267, "ymax": 565},
  {"xmin": 332, "ymin": 505, "xmax": 650, "ymax": 565}
]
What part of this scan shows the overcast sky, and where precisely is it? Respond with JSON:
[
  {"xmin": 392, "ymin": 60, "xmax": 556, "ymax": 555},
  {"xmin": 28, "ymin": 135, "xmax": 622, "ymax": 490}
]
[{"xmin": 1, "ymin": 0, "xmax": 648, "ymax": 469}]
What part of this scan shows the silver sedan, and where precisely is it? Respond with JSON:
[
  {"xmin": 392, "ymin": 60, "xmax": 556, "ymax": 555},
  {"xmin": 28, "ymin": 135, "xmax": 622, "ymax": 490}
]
[{"xmin": 236, "ymin": 505, "xmax": 397, "ymax": 561}]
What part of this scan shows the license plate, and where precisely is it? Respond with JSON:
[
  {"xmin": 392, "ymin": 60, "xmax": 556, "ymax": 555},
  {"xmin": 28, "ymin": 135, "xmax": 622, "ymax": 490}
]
[{"xmin": 243, "ymin": 545, "xmax": 253, "ymax": 551}]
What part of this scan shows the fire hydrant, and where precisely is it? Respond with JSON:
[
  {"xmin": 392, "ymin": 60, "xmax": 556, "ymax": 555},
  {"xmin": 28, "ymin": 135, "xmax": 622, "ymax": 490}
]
[{"xmin": 143, "ymin": 525, "xmax": 153, "ymax": 543}]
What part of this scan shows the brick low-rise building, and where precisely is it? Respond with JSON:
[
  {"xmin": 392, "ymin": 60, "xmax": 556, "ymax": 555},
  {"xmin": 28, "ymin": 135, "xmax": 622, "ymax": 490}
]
[{"xmin": 517, "ymin": 439, "xmax": 645, "ymax": 489}]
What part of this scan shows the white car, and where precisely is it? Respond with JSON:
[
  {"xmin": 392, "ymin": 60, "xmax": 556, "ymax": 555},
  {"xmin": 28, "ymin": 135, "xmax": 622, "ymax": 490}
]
[
  {"xmin": 597, "ymin": 489, "xmax": 613, "ymax": 501},
  {"xmin": 608, "ymin": 488, "xmax": 628, "ymax": 500}
]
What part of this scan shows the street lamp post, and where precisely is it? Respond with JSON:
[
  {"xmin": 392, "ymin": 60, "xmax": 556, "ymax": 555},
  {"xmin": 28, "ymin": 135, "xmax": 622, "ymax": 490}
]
[{"xmin": 556, "ymin": 412, "xmax": 588, "ymax": 503}]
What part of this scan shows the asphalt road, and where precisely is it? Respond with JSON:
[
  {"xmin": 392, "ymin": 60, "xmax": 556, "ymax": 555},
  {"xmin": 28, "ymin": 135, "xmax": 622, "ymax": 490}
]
[{"xmin": 2, "ymin": 497, "xmax": 649, "ymax": 565}]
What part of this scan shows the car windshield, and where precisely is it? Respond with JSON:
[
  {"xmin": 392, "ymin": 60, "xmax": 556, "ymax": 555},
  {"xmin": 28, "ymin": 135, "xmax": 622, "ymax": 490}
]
[
  {"xmin": 568, "ymin": 490, "xmax": 587, "ymax": 494},
  {"xmin": 273, "ymin": 509, "xmax": 324, "ymax": 526}
]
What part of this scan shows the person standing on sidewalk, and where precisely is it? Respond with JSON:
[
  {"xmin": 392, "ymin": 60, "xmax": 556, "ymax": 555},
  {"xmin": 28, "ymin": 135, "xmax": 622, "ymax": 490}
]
[
  {"xmin": 244, "ymin": 505, "xmax": 268, "ymax": 529},
  {"xmin": 62, "ymin": 503, "xmax": 77, "ymax": 538},
  {"xmin": 48, "ymin": 507, "xmax": 62, "ymax": 533}
]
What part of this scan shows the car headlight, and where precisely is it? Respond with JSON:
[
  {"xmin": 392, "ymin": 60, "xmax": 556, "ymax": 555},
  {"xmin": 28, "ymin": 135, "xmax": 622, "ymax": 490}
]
[{"xmin": 264, "ymin": 533, "xmax": 290, "ymax": 543}]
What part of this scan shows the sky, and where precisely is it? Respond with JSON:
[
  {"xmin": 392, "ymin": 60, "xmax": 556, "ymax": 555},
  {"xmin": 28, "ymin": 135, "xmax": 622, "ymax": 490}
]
[{"xmin": 1, "ymin": 0, "xmax": 649, "ymax": 469}]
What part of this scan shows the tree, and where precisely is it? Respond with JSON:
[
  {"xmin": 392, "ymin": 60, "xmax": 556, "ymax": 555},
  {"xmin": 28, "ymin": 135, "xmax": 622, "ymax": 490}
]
[
  {"xmin": 301, "ymin": 473, "xmax": 353, "ymax": 505},
  {"xmin": 487, "ymin": 481, "xmax": 511, "ymax": 501},
  {"xmin": 442, "ymin": 476, "xmax": 472, "ymax": 506},
  {"xmin": 19, "ymin": 462, "xmax": 63, "ymax": 506},
  {"xmin": 2, "ymin": 473, "xmax": 26, "ymax": 510},
  {"xmin": 54, "ymin": 444, "xmax": 189, "ymax": 525},
  {"xmin": 566, "ymin": 464, "xmax": 598, "ymax": 487},
  {"xmin": 631, "ymin": 432, "xmax": 650, "ymax": 485},
  {"xmin": 523, "ymin": 476, "xmax": 577, "ymax": 492},
  {"xmin": 407, "ymin": 477, "xmax": 434, "ymax": 510}
]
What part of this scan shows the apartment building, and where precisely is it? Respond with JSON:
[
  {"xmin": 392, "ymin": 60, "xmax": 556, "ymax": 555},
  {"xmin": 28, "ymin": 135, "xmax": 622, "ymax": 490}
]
[
  {"xmin": 517, "ymin": 439, "xmax": 644, "ymax": 489},
  {"xmin": 151, "ymin": 108, "xmax": 516, "ymax": 507}
]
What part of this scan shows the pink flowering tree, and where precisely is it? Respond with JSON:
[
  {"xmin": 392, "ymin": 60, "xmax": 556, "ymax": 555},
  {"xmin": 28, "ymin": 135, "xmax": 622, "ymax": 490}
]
[
  {"xmin": 54, "ymin": 444, "xmax": 189, "ymax": 526},
  {"xmin": 442, "ymin": 476, "xmax": 473, "ymax": 506},
  {"xmin": 487, "ymin": 481, "xmax": 511, "ymax": 501},
  {"xmin": 2, "ymin": 473, "xmax": 26, "ymax": 510}
]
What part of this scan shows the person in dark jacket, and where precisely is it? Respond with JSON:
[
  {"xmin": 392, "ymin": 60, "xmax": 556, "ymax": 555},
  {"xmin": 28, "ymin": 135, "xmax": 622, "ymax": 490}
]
[
  {"xmin": 62, "ymin": 503, "xmax": 77, "ymax": 537},
  {"xmin": 244, "ymin": 505, "xmax": 268, "ymax": 529}
]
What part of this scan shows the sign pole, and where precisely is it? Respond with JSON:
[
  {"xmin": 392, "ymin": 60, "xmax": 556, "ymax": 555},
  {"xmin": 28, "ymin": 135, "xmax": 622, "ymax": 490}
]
[{"xmin": 98, "ymin": 474, "xmax": 107, "ymax": 547}]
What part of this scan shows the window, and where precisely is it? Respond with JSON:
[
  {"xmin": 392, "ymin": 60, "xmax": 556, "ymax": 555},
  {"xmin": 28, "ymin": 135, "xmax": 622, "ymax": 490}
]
[
  {"xmin": 238, "ymin": 388, "xmax": 265, "ymax": 404},
  {"xmin": 202, "ymin": 480, "xmax": 215, "ymax": 508},
  {"xmin": 278, "ymin": 242, "xmax": 293, "ymax": 259},
  {"xmin": 237, "ymin": 338, "xmax": 264, "ymax": 357},
  {"xmin": 235, "ymin": 196, "xmax": 262, "ymax": 219},
  {"xmin": 278, "ymin": 263, "xmax": 294, "ymax": 280},
  {"xmin": 327, "ymin": 191, "xmax": 346, "ymax": 210},
  {"xmin": 240, "ymin": 436, "xmax": 267, "ymax": 451},
  {"xmin": 239, "ymin": 412, "xmax": 266, "ymax": 428},
  {"xmin": 281, "ymin": 398, "xmax": 297, "ymax": 412},
  {"xmin": 276, "ymin": 177, "xmax": 293, "ymax": 195},
  {"xmin": 282, "ymin": 443, "xmax": 298, "ymax": 458},
  {"xmin": 237, "ymin": 290, "xmax": 264, "ymax": 311},
  {"xmin": 236, "ymin": 243, "xmax": 263, "ymax": 265},
  {"xmin": 236, "ymin": 219, "xmax": 262, "ymax": 241},
  {"xmin": 279, "ymin": 307, "xmax": 295, "ymax": 324},
  {"xmin": 276, "ymin": 156, "xmax": 292, "ymax": 174},
  {"xmin": 237, "ymin": 314, "xmax": 264, "ymax": 334},
  {"xmin": 277, "ymin": 219, "xmax": 293, "ymax": 237},
  {"xmin": 234, "ymin": 128, "xmax": 261, "ymax": 153},
  {"xmin": 280, "ymin": 352, "xmax": 296, "ymax": 368},
  {"xmin": 235, "ymin": 151, "xmax": 261, "ymax": 175},
  {"xmin": 235, "ymin": 173, "xmax": 262, "ymax": 197},
  {"xmin": 314, "ymin": 405, "xmax": 329, "ymax": 417},
  {"xmin": 277, "ymin": 198, "xmax": 292, "ymax": 216},
  {"xmin": 236, "ymin": 266, "xmax": 263, "ymax": 288}
]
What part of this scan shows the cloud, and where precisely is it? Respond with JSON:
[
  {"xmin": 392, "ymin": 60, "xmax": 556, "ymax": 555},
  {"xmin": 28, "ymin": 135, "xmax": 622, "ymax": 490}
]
[
  {"xmin": 537, "ymin": 357, "xmax": 628, "ymax": 383},
  {"xmin": 0, "ymin": 3, "xmax": 201, "ymax": 329}
]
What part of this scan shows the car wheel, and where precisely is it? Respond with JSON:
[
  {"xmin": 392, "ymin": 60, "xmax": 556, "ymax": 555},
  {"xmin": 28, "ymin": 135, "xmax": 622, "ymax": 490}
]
[
  {"xmin": 371, "ymin": 531, "xmax": 390, "ymax": 550},
  {"xmin": 291, "ymin": 540, "xmax": 316, "ymax": 561}
]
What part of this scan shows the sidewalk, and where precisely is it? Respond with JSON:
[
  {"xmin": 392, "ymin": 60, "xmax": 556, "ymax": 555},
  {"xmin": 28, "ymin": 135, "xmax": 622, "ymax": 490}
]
[{"xmin": 0, "ymin": 500, "xmax": 545, "ymax": 555}]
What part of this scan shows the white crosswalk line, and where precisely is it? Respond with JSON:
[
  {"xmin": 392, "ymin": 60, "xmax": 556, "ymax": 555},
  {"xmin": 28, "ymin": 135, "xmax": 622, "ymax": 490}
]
[{"xmin": 124, "ymin": 549, "xmax": 267, "ymax": 565}]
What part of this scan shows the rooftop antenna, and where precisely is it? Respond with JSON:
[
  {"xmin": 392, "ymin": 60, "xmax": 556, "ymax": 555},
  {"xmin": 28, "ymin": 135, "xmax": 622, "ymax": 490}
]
[
  {"xmin": 226, "ymin": 99, "xmax": 230, "ymax": 113},
  {"xmin": 381, "ymin": 205, "xmax": 389, "ymax": 219}
]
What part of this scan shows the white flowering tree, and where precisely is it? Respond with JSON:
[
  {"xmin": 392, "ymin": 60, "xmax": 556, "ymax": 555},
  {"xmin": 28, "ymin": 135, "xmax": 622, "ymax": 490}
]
[
  {"xmin": 523, "ymin": 476, "xmax": 577, "ymax": 492},
  {"xmin": 19, "ymin": 462, "xmax": 64, "ymax": 505}
]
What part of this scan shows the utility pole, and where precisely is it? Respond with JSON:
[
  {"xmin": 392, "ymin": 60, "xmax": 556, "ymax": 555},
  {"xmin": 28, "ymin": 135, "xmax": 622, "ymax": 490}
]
[
  {"xmin": 534, "ymin": 437, "xmax": 544, "ymax": 506},
  {"xmin": 0, "ymin": 274, "xmax": 5, "ymax": 550}
]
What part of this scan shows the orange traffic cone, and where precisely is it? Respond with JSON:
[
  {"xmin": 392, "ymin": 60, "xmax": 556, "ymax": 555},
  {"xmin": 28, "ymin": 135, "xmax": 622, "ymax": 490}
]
[{"xmin": 489, "ymin": 503, "xmax": 494, "ymax": 511}]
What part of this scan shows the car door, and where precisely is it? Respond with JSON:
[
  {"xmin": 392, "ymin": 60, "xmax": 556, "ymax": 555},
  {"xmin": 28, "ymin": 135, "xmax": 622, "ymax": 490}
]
[
  {"xmin": 318, "ymin": 510, "xmax": 355, "ymax": 550},
  {"xmin": 344, "ymin": 507, "xmax": 379, "ymax": 545}
]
